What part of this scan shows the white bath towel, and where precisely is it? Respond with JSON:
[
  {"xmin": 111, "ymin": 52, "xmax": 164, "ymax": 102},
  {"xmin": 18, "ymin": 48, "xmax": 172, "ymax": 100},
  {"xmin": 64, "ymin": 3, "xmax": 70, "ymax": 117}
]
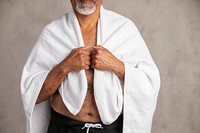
[{"xmin": 21, "ymin": 6, "xmax": 160, "ymax": 133}]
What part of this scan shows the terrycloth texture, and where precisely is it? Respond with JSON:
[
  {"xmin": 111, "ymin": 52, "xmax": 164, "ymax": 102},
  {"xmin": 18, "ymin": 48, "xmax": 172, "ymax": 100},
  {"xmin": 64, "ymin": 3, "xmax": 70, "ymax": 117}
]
[{"xmin": 21, "ymin": 6, "xmax": 160, "ymax": 133}]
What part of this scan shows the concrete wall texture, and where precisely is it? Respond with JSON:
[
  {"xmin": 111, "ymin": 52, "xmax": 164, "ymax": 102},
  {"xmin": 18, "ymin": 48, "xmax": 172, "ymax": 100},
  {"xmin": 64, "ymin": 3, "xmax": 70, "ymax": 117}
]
[{"xmin": 0, "ymin": 0, "xmax": 200, "ymax": 133}]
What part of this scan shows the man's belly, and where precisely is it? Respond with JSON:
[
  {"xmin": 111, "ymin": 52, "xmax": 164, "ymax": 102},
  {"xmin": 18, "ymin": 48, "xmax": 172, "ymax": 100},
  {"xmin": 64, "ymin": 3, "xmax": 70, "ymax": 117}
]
[{"xmin": 51, "ymin": 89, "xmax": 101, "ymax": 122}]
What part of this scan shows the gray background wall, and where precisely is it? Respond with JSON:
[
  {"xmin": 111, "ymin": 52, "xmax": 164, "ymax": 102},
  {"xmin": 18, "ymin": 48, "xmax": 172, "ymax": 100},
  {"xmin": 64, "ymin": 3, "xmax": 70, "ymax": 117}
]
[{"xmin": 0, "ymin": 0, "xmax": 200, "ymax": 133}]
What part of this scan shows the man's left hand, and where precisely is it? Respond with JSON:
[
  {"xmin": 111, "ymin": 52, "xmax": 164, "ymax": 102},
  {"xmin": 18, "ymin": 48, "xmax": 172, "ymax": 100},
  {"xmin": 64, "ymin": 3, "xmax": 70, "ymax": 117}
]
[{"xmin": 91, "ymin": 45, "xmax": 124, "ymax": 80}]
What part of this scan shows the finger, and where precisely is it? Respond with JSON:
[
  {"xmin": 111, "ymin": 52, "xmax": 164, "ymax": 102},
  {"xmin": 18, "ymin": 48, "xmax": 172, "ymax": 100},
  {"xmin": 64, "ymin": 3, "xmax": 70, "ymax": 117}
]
[
  {"xmin": 98, "ymin": 46, "xmax": 109, "ymax": 52},
  {"xmin": 97, "ymin": 45, "xmax": 104, "ymax": 48},
  {"xmin": 93, "ymin": 45, "xmax": 104, "ymax": 50},
  {"xmin": 77, "ymin": 50, "xmax": 90, "ymax": 55},
  {"xmin": 92, "ymin": 46, "xmax": 103, "ymax": 52},
  {"xmin": 92, "ymin": 46, "xmax": 99, "ymax": 50},
  {"xmin": 92, "ymin": 49, "xmax": 103, "ymax": 56},
  {"xmin": 91, "ymin": 47, "xmax": 99, "ymax": 53},
  {"xmin": 91, "ymin": 59, "xmax": 99, "ymax": 66},
  {"xmin": 74, "ymin": 46, "xmax": 91, "ymax": 51},
  {"xmin": 75, "ymin": 47, "xmax": 90, "ymax": 54},
  {"xmin": 82, "ymin": 46, "xmax": 92, "ymax": 52},
  {"xmin": 84, "ymin": 65, "xmax": 90, "ymax": 70},
  {"xmin": 85, "ymin": 60, "xmax": 91, "ymax": 65},
  {"xmin": 83, "ymin": 49, "xmax": 91, "ymax": 55},
  {"xmin": 84, "ymin": 55, "xmax": 90, "ymax": 61}
]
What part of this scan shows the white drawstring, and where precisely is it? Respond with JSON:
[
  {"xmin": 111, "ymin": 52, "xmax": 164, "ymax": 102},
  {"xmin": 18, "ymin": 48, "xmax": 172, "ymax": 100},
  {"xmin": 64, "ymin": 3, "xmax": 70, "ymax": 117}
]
[{"xmin": 82, "ymin": 123, "xmax": 103, "ymax": 133}]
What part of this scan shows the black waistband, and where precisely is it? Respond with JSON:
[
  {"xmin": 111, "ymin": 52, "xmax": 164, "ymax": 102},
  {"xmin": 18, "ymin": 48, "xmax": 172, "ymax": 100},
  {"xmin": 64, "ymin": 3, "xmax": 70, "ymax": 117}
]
[{"xmin": 50, "ymin": 107, "xmax": 123, "ymax": 130}]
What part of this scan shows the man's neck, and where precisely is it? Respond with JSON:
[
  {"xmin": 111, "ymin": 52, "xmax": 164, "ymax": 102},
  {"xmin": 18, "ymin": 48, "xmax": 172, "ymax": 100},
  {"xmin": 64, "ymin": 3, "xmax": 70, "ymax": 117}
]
[{"xmin": 75, "ymin": 8, "xmax": 100, "ymax": 30}]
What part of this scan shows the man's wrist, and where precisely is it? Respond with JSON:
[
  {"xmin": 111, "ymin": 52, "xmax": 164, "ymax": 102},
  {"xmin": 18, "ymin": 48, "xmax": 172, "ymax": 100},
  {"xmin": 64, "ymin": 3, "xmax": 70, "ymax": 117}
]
[
  {"xmin": 114, "ymin": 60, "xmax": 125, "ymax": 81},
  {"xmin": 57, "ymin": 63, "xmax": 71, "ymax": 75}
]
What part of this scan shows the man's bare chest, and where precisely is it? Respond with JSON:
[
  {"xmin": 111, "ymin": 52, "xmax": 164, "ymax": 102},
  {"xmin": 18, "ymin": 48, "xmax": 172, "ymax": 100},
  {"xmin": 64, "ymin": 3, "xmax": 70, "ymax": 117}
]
[
  {"xmin": 81, "ymin": 28, "xmax": 97, "ymax": 47},
  {"xmin": 81, "ymin": 28, "xmax": 97, "ymax": 88}
]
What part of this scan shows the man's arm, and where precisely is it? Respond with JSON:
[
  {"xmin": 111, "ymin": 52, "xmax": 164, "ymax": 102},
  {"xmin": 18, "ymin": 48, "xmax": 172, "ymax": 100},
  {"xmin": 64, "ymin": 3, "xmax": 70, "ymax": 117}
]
[
  {"xmin": 36, "ymin": 46, "xmax": 91, "ymax": 104},
  {"xmin": 113, "ymin": 60, "xmax": 125, "ymax": 81},
  {"xmin": 36, "ymin": 63, "xmax": 69, "ymax": 104}
]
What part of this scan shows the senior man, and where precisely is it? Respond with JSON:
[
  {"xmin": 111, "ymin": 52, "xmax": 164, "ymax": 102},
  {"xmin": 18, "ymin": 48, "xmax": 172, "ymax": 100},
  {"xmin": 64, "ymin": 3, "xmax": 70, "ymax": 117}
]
[{"xmin": 21, "ymin": 0, "xmax": 160, "ymax": 133}]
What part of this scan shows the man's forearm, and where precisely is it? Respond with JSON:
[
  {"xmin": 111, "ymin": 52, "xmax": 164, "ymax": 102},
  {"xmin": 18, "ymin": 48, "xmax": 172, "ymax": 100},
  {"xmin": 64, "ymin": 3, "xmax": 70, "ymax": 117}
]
[
  {"xmin": 36, "ymin": 46, "xmax": 91, "ymax": 104},
  {"xmin": 36, "ymin": 63, "xmax": 70, "ymax": 104},
  {"xmin": 113, "ymin": 60, "xmax": 125, "ymax": 81}
]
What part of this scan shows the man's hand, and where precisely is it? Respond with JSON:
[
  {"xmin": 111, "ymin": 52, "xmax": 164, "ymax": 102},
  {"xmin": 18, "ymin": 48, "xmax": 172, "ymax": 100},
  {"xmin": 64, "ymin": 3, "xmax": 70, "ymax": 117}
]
[
  {"xmin": 91, "ymin": 45, "xmax": 125, "ymax": 80},
  {"xmin": 36, "ymin": 46, "xmax": 91, "ymax": 104},
  {"xmin": 60, "ymin": 46, "xmax": 91, "ymax": 73}
]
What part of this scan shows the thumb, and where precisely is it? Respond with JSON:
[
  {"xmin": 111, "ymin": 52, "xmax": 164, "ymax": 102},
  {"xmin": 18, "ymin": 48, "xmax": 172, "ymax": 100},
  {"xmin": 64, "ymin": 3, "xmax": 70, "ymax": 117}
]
[{"xmin": 83, "ymin": 46, "xmax": 91, "ymax": 51}]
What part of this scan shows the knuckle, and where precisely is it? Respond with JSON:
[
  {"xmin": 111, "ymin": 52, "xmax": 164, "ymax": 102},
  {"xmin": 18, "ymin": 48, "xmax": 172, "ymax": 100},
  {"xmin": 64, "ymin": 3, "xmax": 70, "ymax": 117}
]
[
  {"xmin": 80, "ymin": 54, "xmax": 84, "ymax": 60},
  {"xmin": 77, "ymin": 50, "xmax": 82, "ymax": 54},
  {"xmin": 94, "ymin": 60, "xmax": 98, "ymax": 64},
  {"xmin": 96, "ymin": 49, "xmax": 100, "ymax": 54},
  {"xmin": 95, "ymin": 55, "xmax": 99, "ymax": 59},
  {"xmin": 80, "ymin": 62, "xmax": 85, "ymax": 66},
  {"xmin": 97, "ymin": 50, "xmax": 102, "ymax": 54},
  {"xmin": 81, "ymin": 59, "xmax": 84, "ymax": 64},
  {"xmin": 85, "ymin": 66, "xmax": 89, "ymax": 70},
  {"xmin": 85, "ymin": 55, "xmax": 89, "ymax": 59}
]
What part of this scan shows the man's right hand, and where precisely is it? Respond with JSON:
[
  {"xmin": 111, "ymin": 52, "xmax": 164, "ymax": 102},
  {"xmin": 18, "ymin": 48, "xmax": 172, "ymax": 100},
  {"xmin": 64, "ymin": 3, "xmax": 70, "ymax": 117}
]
[
  {"xmin": 36, "ymin": 46, "xmax": 91, "ymax": 104},
  {"xmin": 60, "ymin": 46, "xmax": 91, "ymax": 73}
]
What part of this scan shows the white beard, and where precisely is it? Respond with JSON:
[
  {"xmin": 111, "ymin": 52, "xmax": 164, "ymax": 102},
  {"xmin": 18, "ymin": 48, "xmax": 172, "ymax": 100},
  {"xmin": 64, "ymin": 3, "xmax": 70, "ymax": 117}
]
[{"xmin": 76, "ymin": 0, "xmax": 96, "ymax": 15}]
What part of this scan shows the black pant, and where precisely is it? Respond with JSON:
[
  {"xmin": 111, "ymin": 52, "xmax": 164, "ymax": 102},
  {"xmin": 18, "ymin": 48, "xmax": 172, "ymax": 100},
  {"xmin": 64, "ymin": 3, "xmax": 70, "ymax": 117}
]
[{"xmin": 47, "ymin": 107, "xmax": 123, "ymax": 133}]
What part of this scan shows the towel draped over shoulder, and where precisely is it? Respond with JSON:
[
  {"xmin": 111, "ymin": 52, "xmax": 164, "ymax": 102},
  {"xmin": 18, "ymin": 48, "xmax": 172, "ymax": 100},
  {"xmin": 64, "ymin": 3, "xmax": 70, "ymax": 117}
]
[{"xmin": 21, "ymin": 6, "xmax": 160, "ymax": 133}]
